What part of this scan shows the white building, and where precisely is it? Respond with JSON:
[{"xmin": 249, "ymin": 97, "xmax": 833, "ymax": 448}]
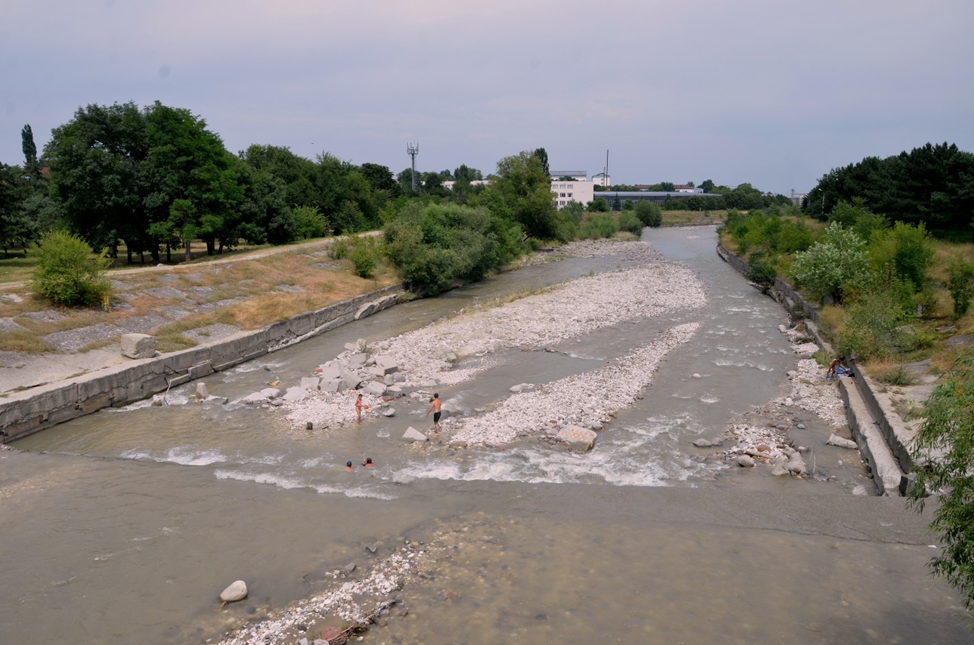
[{"xmin": 551, "ymin": 178, "xmax": 594, "ymax": 208}]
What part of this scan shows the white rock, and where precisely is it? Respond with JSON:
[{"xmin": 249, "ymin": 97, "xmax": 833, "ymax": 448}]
[
  {"xmin": 121, "ymin": 333, "xmax": 155, "ymax": 359},
  {"xmin": 242, "ymin": 392, "xmax": 268, "ymax": 404},
  {"xmin": 195, "ymin": 382, "xmax": 208, "ymax": 400},
  {"xmin": 381, "ymin": 407, "xmax": 396, "ymax": 417},
  {"xmin": 737, "ymin": 455, "xmax": 755, "ymax": 467},
  {"xmin": 557, "ymin": 425, "xmax": 598, "ymax": 451},
  {"xmin": 283, "ymin": 387, "xmax": 307, "ymax": 402},
  {"xmin": 827, "ymin": 434, "xmax": 858, "ymax": 450},
  {"xmin": 219, "ymin": 580, "xmax": 248, "ymax": 603},
  {"xmin": 402, "ymin": 427, "xmax": 428, "ymax": 442},
  {"xmin": 364, "ymin": 381, "xmax": 387, "ymax": 397},
  {"xmin": 260, "ymin": 388, "xmax": 281, "ymax": 399}
]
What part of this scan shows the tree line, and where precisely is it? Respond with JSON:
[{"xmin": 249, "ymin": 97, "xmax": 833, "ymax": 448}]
[{"xmin": 803, "ymin": 142, "xmax": 974, "ymax": 234}]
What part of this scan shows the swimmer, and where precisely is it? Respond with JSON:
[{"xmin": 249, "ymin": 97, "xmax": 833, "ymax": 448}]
[
  {"xmin": 362, "ymin": 457, "xmax": 374, "ymax": 467},
  {"xmin": 346, "ymin": 460, "xmax": 354, "ymax": 472}
]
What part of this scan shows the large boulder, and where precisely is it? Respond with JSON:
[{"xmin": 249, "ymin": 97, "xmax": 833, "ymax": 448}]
[
  {"xmin": 318, "ymin": 363, "xmax": 342, "ymax": 380},
  {"xmin": 260, "ymin": 388, "xmax": 281, "ymax": 399},
  {"xmin": 364, "ymin": 381, "xmax": 387, "ymax": 397},
  {"xmin": 219, "ymin": 580, "xmax": 248, "ymax": 603},
  {"xmin": 300, "ymin": 377, "xmax": 321, "ymax": 391},
  {"xmin": 121, "ymin": 333, "xmax": 155, "ymax": 359},
  {"xmin": 826, "ymin": 434, "xmax": 858, "ymax": 450},
  {"xmin": 375, "ymin": 355, "xmax": 399, "ymax": 374},
  {"xmin": 340, "ymin": 369, "xmax": 363, "ymax": 391},
  {"xmin": 557, "ymin": 425, "xmax": 598, "ymax": 452},
  {"xmin": 282, "ymin": 387, "xmax": 307, "ymax": 402}
]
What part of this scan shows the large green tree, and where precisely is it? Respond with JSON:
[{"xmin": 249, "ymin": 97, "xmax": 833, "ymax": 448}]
[
  {"xmin": 483, "ymin": 151, "xmax": 559, "ymax": 239},
  {"xmin": 21, "ymin": 124, "xmax": 37, "ymax": 169}
]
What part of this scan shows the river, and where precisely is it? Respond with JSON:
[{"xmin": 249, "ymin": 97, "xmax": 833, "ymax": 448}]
[{"xmin": 2, "ymin": 227, "xmax": 970, "ymax": 644}]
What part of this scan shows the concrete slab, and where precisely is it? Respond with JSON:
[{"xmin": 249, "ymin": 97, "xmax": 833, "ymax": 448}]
[
  {"xmin": 143, "ymin": 286, "xmax": 188, "ymax": 300},
  {"xmin": 157, "ymin": 306, "xmax": 193, "ymax": 320},
  {"xmin": 0, "ymin": 318, "xmax": 26, "ymax": 332},
  {"xmin": 44, "ymin": 324, "xmax": 124, "ymax": 352},
  {"xmin": 183, "ymin": 324, "xmax": 241, "ymax": 344},
  {"xmin": 118, "ymin": 313, "xmax": 170, "ymax": 333}
]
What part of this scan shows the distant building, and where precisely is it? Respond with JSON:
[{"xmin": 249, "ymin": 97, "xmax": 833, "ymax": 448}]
[
  {"xmin": 550, "ymin": 170, "xmax": 588, "ymax": 182},
  {"xmin": 674, "ymin": 185, "xmax": 702, "ymax": 194},
  {"xmin": 551, "ymin": 179, "xmax": 595, "ymax": 208}
]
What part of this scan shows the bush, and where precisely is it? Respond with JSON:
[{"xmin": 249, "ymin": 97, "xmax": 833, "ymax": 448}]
[
  {"xmin": 587, "ymin": 196, "xmax": 609, "ymax": 213},
  {"xmin": 580, "ymin": 214, "xmax": 618, "ymax": 239},
  {"xmin": 792, "ymin": 223, "xmax": 867, "ymax": 302},
  {"xmin": 869, "ymin": 221, "xmax": 933, "ymax": 292},
  {"xmin": 946, "ymin": 259, "xmax": 974, "ymax": 317},
  {"xmin": 747, "ymin": 251, "xmax": 777, "ymax": 287},
  {"xmin": 618, "ymin": 211, "xmax": 643, "ymax": 235},
  {"xmin": 293, "ymin": 205, "xmax": 329, "ymax": 239},
  {"xmin": 635, "ymin": 201, "xmax": 663, "ymax": 227},
  {"xmin": 28, "ymin": 230, "xmax": 111, "ymax": 307},
  {"xmin": 836, "ymin": 285, "xmax": 915, "ymax": 360},
  {"xmin": 384, "ymin": 202, "xmax": 517, "ymax": 295},
  {"xmin": 349, "ymin": 236, "xmax": 380, "ymax": 278}
]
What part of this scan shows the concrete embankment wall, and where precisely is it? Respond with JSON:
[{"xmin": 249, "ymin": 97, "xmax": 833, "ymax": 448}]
[
  {"xmin": 0, "ymin": 285, "xmax": 403, "ymax": 443},
  {"xmin": 716, "ymin": 243, "xmax": 911, "ymax": 495}
]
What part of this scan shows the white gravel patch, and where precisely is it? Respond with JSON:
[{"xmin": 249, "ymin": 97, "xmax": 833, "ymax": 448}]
[
  {"xmin": 285, "ymin": 391, "xmax": 388, "ymax": 431},
  {"xmin": 379, "ymin": 262, "xmax": 706, "ymax": 388},
  {"xmin": 451, "ymin": 322, "xmax": 701, "ymax": 446}
]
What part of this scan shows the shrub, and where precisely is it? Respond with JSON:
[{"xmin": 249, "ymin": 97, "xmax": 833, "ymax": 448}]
[
  {"xmin": 384, "ymin": 202, "xmax": 516, "ymax": 295},
  {"xmin": 580, "ymin": 214, "xmax": 618, "ymax": 239},
  {"xmin": 635, "ymin": 201, "xmax": 663, "ymax": 227},
  {"xmin": 869, "ymin": 222, "xmax": 933, "ymax": 292},
  {"xmin": 586, "ymin": 196, "xmax": 609, "ymax": 213},
  {"xmin": 293, "ymin": 205, "xmax": 329, "ymax": 239},
  {"xmin": 349, "ymin": 236, "xmax": 380, "ymax": 278},
  {"xmin": 946, "ymin": 259, "xmax": 974, "ymax": 317},
  {"xmin": 747, "ymin": 251, "xmax": 777, "ymax": 287},
  {"xmin": 792, "ymin": 222, "xmax": 867, "ymax": 302},
  {"xmin": 28, "ymin": 230, "xmax": 111, "ymax": 307},
  {"xmin": 618, "ymin": 211, "xmax": 643, "ymax": 235},
  {"xmin": 836, "ymin": 286, "xmax": 915, "ymax": 360}
]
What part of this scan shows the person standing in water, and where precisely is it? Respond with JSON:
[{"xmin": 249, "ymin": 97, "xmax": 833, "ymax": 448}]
[
  {"xmin": 426, "ymin": 393, "xmax": 442, "ymax": 435},
  {"xmin": 355, "ymin": 393, "xmax": 365, "ymax": 424}
]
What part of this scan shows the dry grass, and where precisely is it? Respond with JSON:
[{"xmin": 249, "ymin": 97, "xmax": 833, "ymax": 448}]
[
  {"xmin": 663, "ymin": 210, "xmax": 728, "ymax": 226},
  {"xmin": 0, "ymin": 329, "xmax": 54, "ymax": 353},
  {"xmin": 862, "ymin": 358, "xmax": 916, "ymax": 386}
]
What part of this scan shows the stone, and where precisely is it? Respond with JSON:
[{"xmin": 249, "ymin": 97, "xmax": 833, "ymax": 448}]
[
  {"xmin": 944, "ymin": 334, "xmax": 974, "ymax": 348},
  {"xmin": 321, "ymin": 379, "xmax": 342, "ymax": 393},
  {"xmin": 283, "ymin": 387, "xmax": 307, "ymax": 402},
  {"xmin": 693, "ymin": 438, "xmax": 713, "ymax": 447},
  {"xmin": 151, "ymin": 395, "xmax": 165, "ymax": 406},
  {"xmin": 402, "ymin": 427, "xmax": 429, "ymax": 442},
  {"xmin": 300, "ymin": 377, "xmax": 321, "ymax": 391},
  {"xmin": 366, "ymin": 366, "xmax": 386, "ymax": 378},
  {"xmin": 219, "ymin": 580, "xmax": 248, "ymax": 603},
  {"xmin": 381, "ymin": 407, "xmax": 396, "ymax": 417},
  {"xmin": 260, "ymin": 388, "xmax": 281, "ymax": 399},
  {"xmin": 195, "ymin": 382, "xmax": 208, "ymax": 400},
  {"xmin": 375, "ymin": 355, "xmax": 399, "ymax": 374},
  {"xmin": 757, "ymin": 444, "xmax": 771, "ymax": 452},
  {"xmin": 383, "ymin": 374, "xmax": 395, "ymax": 386},
  {"xmin": 319, "ymin": 363, "xmax": 342, "ymax": 380},
  {"xmin": 827, "ymin": 434, "xmax": 858, "ymax": 450},
  {"xmin": 121, "ymin": 333, "xmax": 156, "ymax": 359},
  {"xmin": 737, "ymin": 455, "xmax": 755, "ymax": 467},
  {"xmin": 348, "ymin": 353, "xmax": 368, "ymax": 367},
  {"xmin": 364, "ymin": 381, "xmax": 387, "ymax": 397},
  {"xmin": 242, "ymin": 392, "xmax": 268, "ymax": 404},
  {"xmin": 340, "ymin": 369, "xmax": 363, "ymax": 391},
  {"xmin": 205, "ymin": 396, "xmax": 229, "ymax": 405},
  {"xmin": 692, "ymin": 373, "xmax": 702, "ymax": 379},
  {"xmin": 771, "ymin": 454, "xmax": 790, "ymax": 477},
  {"xmin": 557, "ymin": 425, "xmax": 598, "ymax": 451},
  {"xmin": 343, "ymin": 562, "xmax": 356, "ymax": 574},
  {"xmin": 787, "ymin": 452, "xmax": 807, "ymax": 475}
]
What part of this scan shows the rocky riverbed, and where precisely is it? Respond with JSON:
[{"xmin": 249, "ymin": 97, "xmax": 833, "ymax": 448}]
[{"xmin": 275, "ymin": 240, "xmax": 707, "ymax": 443}]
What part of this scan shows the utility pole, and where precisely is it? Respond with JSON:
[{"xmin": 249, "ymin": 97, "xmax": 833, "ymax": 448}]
[
  {"xmin": 406, "ymin": 142, "xmax": 419, "ymax": 193},
  {"xmin": 605, "ymin": 149, "xmax": 609, "ymax": 188}
]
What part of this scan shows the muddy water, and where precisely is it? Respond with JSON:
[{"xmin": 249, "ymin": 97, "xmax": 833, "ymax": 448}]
[{"xmin": 3, "ymin": 228, "xmax": 971, "ymax": 644}]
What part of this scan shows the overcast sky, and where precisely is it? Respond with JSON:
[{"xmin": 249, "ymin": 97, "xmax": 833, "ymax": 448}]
[{"xmin": 3, "ymin": 0, "xmax": 973, "ymax": 194}]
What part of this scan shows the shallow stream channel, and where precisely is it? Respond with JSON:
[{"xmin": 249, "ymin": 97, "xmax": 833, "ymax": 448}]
[{"xmin": 3, "ymin": 228, "xmax": 971, "ymax": 644}]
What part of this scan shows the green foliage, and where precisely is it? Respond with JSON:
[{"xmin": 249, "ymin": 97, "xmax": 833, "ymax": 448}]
[
  {"xmin": 580, "ymin": 214, "xmax": 618, "ymax": 239},
  {"xmin": 21, "ymin": 124, "xmax": 37, "ymax": 168},
  {"xmin": 908, "ymin": 347, "xmax": 974, "ymax": 610},
  {"xmin": 792, "ymin": 223, "xmax": 867, "ymax": 302},
  {"xmin": 293, "ymin": 205, "xmax": 328, "ymax": 239},
  {"xmin": 805, "ymin": 143, "xmax": 974, "ymax": 232},
  {"xmin": 746, "ymin": 251, "xmax": 777, "ymax": 287},
  {"xmin": 483, "ymin": 151, "xmax": 558, "ymax": 240},
  {"xmin": 587, "ymin": 196, "xmax": 609, "ymax": 213},
  {"xmin": 617, "ymin": 211, "xmax": 643, "ymax": 235},
  {"xmin": 348, "ymin": 236, "xmax": 380, "ymax": 278},
  {"xmin": 634, "ymin": 201, "xmax": 663, "ymax": 227},
  {"xmin": 28, "ymin": 229, "xmax": 111, "ymax": 307},
  {"xmin": 868, "ymin": 222, "xmax": 933, "ymax": 292},
  {"xmin": 836, "ymin": 281, "xmax": 916, "ymax": 360},
  {"xmin": 622, "ymin": 199, "xmax": 635, "ymax": 211},
  {"xmin": 947, "ymin": 259, "xmax": 974, "ymax": 317},
  {"xmin": 384, "ymin": 202, "xmax": 519, "ymax": 295}
]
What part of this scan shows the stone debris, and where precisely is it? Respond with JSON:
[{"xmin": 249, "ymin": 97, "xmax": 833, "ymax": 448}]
[
  {"xmin": 402, "ymin": 427, "xmax": 428, "ymax": 442},
  {"xmin": 450, "ymin": 323, "xmax": 700, "ymax": 446},
  {"xmin": 827, "ymin": 434, "xmax": 858, "ymax": 450},
  {"xmin": 279, "ymin": 249, "xmax": 706, "ymax": 433}
]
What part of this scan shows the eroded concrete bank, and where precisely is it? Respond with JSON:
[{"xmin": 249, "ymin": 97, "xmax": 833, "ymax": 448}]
[
  {"xmin": 0, "ymin": 285, "xmax": 402, "ymax": 443},
  {"xmin": 716, "ymin": 243, "xmax": 914, "ymax": 495}
]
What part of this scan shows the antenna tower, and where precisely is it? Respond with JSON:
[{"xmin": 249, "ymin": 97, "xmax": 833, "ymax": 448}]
[{"xmin": 406, "ymin": 142, "xmax": 419, "ymax": 192}]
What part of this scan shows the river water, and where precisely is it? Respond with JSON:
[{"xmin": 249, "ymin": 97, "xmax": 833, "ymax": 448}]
[{"xmin": 3, "ymin": 228, "xmax": 970, "ymax": 644}]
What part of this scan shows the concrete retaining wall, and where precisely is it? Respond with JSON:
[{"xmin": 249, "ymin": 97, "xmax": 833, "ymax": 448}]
[{"xmin": 0, "ymin": 285, "xmax": 403, "ymax": 443}]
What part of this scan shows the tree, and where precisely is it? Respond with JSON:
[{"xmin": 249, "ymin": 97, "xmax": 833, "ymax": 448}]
[
  {"xmin": 701, "ymin": 179, "xmax": 715, "ymax": 193},
  {"xmin": 533, "ymin": 148, "xmax": 550, "ymax": 177},
  {"xmin": 792, "ymin": 222, "xmax": 868, "ymax": 302},
  {"xmin": 635, "ymin": 200, "xmax": 662, "ymax": 227},
  {"xmin": 909, "ymin": 347, "xmax": 974, "ymax": 610},
  {"xmin": 21, "ymin": 124, "xmax": 37, "ymax": 170},
  {"xmin": 0, "ymin": 163, "xmax": 31, "ymax": 254},
  {"xmin": 587, "ymin": 196, "xmax": 609, "ymax": 212},
  {"xmin": 359, "ymin": 162, "xmax": 397, "ymax": 194},
  {"xmin": 483, "ymin": 151, "xmax": 559, "ymax": 239}
]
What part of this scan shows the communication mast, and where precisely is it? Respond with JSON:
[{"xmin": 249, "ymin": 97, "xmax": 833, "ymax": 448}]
[{"xmin": 406, "ymin": 142, "xmax": 419, "ymax": 192}]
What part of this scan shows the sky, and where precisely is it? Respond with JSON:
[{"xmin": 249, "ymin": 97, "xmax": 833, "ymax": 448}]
[{"xmin": 2, "ymin": 0, "xmax": 973, "ymax": 195}]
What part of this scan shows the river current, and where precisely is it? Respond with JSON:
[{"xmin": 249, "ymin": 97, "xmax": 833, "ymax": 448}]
[{"xmin": 3, "ymin": 227, "xmax": 970, "ymax": 644}]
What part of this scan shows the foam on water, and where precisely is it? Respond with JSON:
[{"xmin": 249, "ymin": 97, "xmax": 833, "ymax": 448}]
[{"xmin": 120, "ymin": 447, "xmax": 228, "ymax": 466}]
